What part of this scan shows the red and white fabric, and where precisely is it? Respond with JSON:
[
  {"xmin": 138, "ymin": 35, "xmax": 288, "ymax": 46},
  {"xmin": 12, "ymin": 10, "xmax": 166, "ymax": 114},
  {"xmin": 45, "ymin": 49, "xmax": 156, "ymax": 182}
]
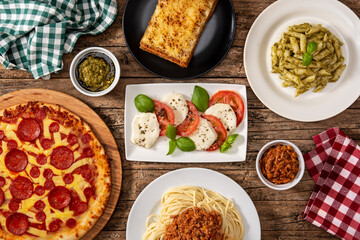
[{"xmin": 303, "ymin": 127, "xmax": 360, "ymax": 240}]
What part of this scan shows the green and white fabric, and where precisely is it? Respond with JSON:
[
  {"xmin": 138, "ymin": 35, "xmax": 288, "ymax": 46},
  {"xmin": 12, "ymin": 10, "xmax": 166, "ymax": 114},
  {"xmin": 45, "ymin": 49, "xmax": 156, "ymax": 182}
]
[{"xmin": 0, "ymin": 0, "xmax": 117, "ymax": 79}]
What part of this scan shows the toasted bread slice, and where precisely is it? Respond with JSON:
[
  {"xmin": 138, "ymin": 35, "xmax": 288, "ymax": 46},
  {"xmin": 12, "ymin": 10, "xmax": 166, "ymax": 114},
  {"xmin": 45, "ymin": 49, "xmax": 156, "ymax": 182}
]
[{"xmin": 140, "ymin": 0, "xmax": 219, "ymax": 68}]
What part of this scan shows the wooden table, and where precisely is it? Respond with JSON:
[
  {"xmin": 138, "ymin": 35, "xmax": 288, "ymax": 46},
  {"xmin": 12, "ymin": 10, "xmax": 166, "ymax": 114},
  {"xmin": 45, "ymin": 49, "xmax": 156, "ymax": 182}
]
[{"xmin": 0, "ymin": 0, "xmax": 359, "ymax": 239}]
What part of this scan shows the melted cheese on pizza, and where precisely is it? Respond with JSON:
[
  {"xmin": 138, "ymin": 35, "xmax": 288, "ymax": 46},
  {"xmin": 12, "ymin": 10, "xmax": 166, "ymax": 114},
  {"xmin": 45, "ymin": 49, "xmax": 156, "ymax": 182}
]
[
  {"xmin": 0, "ymin": 116, "xmax": 96, "ymax": 237},
  {"xmin": 140, "ymin": 0, "xmax": 218, "ymax": 67}
]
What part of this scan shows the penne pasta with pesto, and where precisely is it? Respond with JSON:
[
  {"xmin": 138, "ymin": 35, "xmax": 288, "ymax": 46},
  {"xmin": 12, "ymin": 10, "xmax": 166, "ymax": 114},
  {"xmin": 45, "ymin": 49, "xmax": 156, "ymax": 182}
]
[{"xmin": 271, "ymin": 23, "xmax": 346, "ymax": 97}]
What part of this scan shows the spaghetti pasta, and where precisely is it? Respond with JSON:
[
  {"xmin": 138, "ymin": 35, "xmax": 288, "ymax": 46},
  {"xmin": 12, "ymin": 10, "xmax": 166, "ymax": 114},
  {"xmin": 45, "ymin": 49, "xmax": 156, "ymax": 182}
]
[{"xmin": 142, "ymin": 186, "xmax": 244, "ymax": 240}]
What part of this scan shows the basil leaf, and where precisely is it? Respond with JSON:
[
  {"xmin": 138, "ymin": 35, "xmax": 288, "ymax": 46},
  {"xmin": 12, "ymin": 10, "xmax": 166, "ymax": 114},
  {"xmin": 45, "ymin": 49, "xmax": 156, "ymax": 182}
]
[
  {"xmin": 302, "ymin": 52, "xmax": 313, "ymax": 66},
  {"xmin": 307, "ymin": 41, "xmax": 318, "ymax": 53},
  {"xmin": 220, "ymin": 141, "xmax": 231, "ymax": 153},
  {"xmin": 227, "ymin": 134, "xmax": 239, "ymax": 144},
  {"xmin": 167, "ymin": 140, "xmax": 177, "ymax": 155},
  {"xmin": 134, "ymin": 94, "xmax": 155, "ymax": 112},
  {"xmin": 191, "ymin": 86, "xmax": 209, "ymax": 112},
  {"xmin": 176, "ymin": 137, "xmax": 196, "ymax": 152},
  {"xmin": 166, "ymin": 124, "xmax": 177, "ymax": 140},
  {"xmin": 221, "ymin": 134, "xmax": 240, "ymax": 153}
]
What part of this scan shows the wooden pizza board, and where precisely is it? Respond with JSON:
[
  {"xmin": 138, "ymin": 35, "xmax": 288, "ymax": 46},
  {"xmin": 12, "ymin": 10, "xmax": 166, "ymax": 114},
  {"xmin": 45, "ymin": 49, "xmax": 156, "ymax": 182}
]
[{"xmin": 0, "ymin": 88, "xmax": 122, "ymax": 240}]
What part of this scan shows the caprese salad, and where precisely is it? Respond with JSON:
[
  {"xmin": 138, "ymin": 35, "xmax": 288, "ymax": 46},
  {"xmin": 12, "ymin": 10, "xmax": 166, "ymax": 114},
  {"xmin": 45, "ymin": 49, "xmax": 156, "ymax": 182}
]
[{"xmin": 131, "ymin": 86, "xmax": 245, "ymax": 155}]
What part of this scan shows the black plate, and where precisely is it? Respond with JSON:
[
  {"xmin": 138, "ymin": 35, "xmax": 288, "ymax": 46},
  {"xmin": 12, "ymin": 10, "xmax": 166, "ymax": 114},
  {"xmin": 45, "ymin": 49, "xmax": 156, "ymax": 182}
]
[{"xmin": 122, "ymin": 0, "xmax": 236, "ymax": 80}]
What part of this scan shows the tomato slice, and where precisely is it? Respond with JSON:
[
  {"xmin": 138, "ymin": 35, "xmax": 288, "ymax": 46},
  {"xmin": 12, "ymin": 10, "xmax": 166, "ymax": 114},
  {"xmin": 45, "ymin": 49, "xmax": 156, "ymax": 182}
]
[
  {"xmin": 209, "ymin": 91, "xmax": 245, "ymax": 126},
  {"xmin": 154, "ymin": 100, "xmax": 175, "ymax": 136},
  {"xmin": 176, "ymin": 101, "xmax": 200, "ymax": 137},
  {"xmin": 202, "ymin": 115, "xmax": 227, "ymax": 151}
]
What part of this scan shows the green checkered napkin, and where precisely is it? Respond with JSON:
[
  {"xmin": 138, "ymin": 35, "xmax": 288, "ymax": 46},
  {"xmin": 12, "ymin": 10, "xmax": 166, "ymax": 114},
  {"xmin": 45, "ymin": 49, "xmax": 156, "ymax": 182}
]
[{"xmin": 0, "ymin": 0, "xmax": 117, "ymax": 79}]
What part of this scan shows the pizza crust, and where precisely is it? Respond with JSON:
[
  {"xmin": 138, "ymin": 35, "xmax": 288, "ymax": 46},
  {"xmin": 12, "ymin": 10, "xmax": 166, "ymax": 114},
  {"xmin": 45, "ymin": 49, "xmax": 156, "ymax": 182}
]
[{"xmin": 0, "ymin": 102, "xmax": 111, "ymax": 240}]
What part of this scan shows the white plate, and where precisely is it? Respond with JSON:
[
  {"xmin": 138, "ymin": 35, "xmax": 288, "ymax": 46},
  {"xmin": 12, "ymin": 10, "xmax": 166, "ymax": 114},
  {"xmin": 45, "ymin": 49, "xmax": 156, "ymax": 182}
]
[
  {"xmin": 126, "ymin": 168, "xmax": 261, "ymax": 240},
  {"xmin": 244, "ymin": 0, "xmax": 360, "ymax": 122},
  {"xmin": 124, "ymin": 83, "xmax": 248, "ymax": 162}
]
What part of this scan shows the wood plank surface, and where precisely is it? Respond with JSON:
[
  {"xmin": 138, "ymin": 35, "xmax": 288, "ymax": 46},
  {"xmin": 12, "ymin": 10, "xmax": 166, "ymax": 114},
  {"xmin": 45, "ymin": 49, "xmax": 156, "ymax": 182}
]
[{"xmin": 0, "ymin": 0, "xmax": 359, "ymax": 239}]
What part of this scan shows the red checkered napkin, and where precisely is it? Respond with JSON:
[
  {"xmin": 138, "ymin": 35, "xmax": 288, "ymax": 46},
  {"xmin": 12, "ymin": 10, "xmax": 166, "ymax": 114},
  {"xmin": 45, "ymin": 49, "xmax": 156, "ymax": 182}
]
[{"xmin": 303, "ymin": 127, "xmax": 360, "ymax": 240}]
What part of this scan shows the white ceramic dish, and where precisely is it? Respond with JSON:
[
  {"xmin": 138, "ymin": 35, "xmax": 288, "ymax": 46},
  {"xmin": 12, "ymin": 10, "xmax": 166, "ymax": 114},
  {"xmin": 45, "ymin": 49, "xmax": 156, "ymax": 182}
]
[
  {"xmin": 126, "ymin": 168, "xmax": 261, "ymax": 240},
  {"xmin": 124, "ymin": 83, "xmax": 248, "ymax": 162},
  {"xmin": 244, "ymin": 0, "xmax": 360, "ymax": 122},
  {"xmin": 69, "ymin": 47, "xmax": 120, "ymax": 97},
  {"xmin": 256, "ymin": 140, "xmax": 305, "ymax": 191}
]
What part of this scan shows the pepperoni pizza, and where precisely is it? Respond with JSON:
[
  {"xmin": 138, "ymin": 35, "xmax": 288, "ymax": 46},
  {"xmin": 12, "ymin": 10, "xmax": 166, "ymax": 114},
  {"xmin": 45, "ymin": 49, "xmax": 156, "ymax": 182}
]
[{"xmin": 0, "ymin": 102, "xmax": 111, "ymax": 239}]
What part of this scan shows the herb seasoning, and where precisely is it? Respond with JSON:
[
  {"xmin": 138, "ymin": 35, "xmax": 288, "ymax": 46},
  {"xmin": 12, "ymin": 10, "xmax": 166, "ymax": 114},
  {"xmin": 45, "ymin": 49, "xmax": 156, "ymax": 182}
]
[{"xmin": 77, "ymin": 54, "xmax": 115, "ymax": 92}]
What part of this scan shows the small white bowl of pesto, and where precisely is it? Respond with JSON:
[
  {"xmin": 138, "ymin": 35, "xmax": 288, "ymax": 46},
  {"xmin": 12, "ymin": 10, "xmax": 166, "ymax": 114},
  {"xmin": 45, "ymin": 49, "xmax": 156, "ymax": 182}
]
[{"xmin": 70, "ymin": 47, "xmax": 120, "ymax": 97}]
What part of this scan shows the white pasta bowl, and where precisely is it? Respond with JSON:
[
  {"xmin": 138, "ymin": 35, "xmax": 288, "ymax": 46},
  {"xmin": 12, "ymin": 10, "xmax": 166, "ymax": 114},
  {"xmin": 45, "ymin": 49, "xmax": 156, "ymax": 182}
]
[
  {"xmin": 255, "ymin": 140, "xmax": 305, "ymax": 191},
  {"xmin": 69, "ymin": 47, "xmax": 120, "ymax": 97}
]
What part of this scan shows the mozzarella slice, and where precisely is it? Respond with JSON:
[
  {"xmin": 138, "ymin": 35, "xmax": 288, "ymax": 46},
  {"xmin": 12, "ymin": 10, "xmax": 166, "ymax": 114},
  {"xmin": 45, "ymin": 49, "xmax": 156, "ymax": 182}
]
[
  {"xmin": 161, "ymin": 93, "xmax": 188, "ymax": 126},
  {"xmin": 131, "ymin": 113, "xmax": 160, "ymax": 149},
  {"xmin": 188, "ymin": 118, "xmax": 217, "ymax": 151},
  {"xmin": 204, "ymin": 103, "xmax": 237, "ymax": 135}
]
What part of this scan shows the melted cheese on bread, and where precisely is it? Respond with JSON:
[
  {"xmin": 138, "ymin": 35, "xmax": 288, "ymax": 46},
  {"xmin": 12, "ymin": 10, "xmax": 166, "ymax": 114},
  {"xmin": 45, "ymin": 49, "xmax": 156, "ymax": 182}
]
[{"xmin": 140, "ymin": 0, "xmax": 219, "ymax": 67}]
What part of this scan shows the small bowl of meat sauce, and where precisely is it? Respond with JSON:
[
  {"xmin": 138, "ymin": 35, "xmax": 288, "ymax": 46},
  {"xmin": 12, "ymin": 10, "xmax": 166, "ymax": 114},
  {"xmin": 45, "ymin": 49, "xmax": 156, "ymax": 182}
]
[
  {"xmin": 256, "ymin": 140, "xmax": 305, "ymax": 190},
  {"xmin": 70, "ymin": 47, "xmax": 120, "ymax": 97}
]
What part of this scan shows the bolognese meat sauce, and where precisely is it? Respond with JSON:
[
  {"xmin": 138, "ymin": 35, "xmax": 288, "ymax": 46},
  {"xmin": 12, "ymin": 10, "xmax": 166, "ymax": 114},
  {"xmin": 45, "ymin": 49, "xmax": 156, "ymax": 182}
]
[{"xmin": 164, "ymin": 206, "xmax": 224, "ymax": 240}]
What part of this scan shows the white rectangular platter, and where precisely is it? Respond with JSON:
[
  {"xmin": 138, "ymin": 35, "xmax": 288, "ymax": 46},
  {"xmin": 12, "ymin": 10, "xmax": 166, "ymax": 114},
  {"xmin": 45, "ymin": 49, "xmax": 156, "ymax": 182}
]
[{"xmin": 124, "ymin": 83, "xmax": 248, "ymax": 162}]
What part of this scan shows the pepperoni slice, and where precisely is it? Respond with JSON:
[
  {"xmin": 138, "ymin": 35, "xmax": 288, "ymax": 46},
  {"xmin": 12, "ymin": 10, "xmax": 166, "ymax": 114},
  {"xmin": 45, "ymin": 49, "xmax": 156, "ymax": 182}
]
[
  {"xmin": 7, "ymin": 140, "xmax": 18, "ymax": 150},
  {"xmin": 28, "ymin": 152, "xmax": 37, "ymax": 157},
  {"xmin": 0, "ymin": 189, "xmax": 4, "ymax": 206},
  {"xmin": 63, "ymin": 174, "xmax": 74, "ymax": 184},
  {"xmin": 67, "ymin": 134, "xmax": 78, "ymax": 145},
  {"xmin": 76, "ymin": 202, "xmax": 88, "ymax": 214},
  {"xmin": 71, "ymin": 201, "xmax": 88, "ymax": 216},
  {"xmin": 69, "ymin": 191, "xmax": 87, "ymax": 215},
  {"xmin": 9, "ymin": 199, "xmax": 20, "ymax": 212},
  {"xmin": 32, "ymin": 222, "xmax": 46, "ymax": 231},
  {"xmin": 36, "ymin": 154, "xmax": 47, "ymax": 165},
  {"xmin": 34, "ymin": 200, "xmax": 45, "ymax": 211},
  {"xmin": 10, "ymin": 176, "xmax": 33, "ymax": 200},
  {"xmin": 34, "ymin": 186, "xmax": 45, "ymax": 196},
  {"xmin": 40, "ymin": 139, "xmax": 52, "ymax": 150},
  {"xmin": 17, "ymin": 118, "xmax": 41, "ymax": 142},
  {"xmin": 0, "ymin": 177, "xmax": 6, "ymax": 187},
  {"xmin": 50, "ymin": 146, "xmax": 74, "ymax": 170},
  {"xmin": 49, "ymin": 122, "xmax": 60, "ymax": 133},
  {"xmin": 5, "ymin": 149, "xmax": 28, "ymax": 172},
  {"xmin": 6, "ymin": 213, "xmax": 29, "ymax": 235},
  {"xmin": 30, "ymin": 166, "xmax": 40, "ymax": 178},
  {"xmin": 36, "ymin": 109, "xmax": 46, "ymax": 120},
  {"xmin": 60, "ymin": 133, "xmax": 67, "ymax": 140},
  {"xmin": 81, "ymin": 133, "xmax": 91, "ymax": 144},
  {"xmin": 48, "ymin": 186, "xmax": 71, "ymax": 210},
  {"xmin": 49, "ymin": 220, "xmax": 60, "ymax": 232},
  {"xmin": 82, "ymin": 147, "xmax": 94, "ymax": 157},
  {"xmin": 43, "ymin": 169, "xmax": 53, "ymax": 179},
  {"xmin": 0, "ymin": 147, "xmax": 3, "ymax": 155},
  {"xmin": 35, "ymin": 211, "xmax": 46, "ymax": 222},
  {"xmin": 44, "ymin": 180, "xmax": 55, "ymax": 191},
  {"xmin": 2, "ymin": 212, "xmax": 11, "ymax": 218},
  {"xmin": 84, "ymin": 187, "xmax": 94, "ymax": 200},
  {"xmin": 66, "ymin": 218, "xmax": 76, "ymax": 228},
  {"xmin": 0, "ymin": 130, "xmax": 4, "ymax": 139},
  {"xmin": 81, "ymin": 167, "xmax": 92, "ymax": 181}
]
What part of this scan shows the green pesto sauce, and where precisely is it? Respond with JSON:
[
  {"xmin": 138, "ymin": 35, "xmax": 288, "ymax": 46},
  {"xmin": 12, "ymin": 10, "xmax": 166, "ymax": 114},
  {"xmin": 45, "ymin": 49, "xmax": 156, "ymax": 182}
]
[{"xmin": 78, "ymin": 55, "xmax": 114, "ymax": 92}]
